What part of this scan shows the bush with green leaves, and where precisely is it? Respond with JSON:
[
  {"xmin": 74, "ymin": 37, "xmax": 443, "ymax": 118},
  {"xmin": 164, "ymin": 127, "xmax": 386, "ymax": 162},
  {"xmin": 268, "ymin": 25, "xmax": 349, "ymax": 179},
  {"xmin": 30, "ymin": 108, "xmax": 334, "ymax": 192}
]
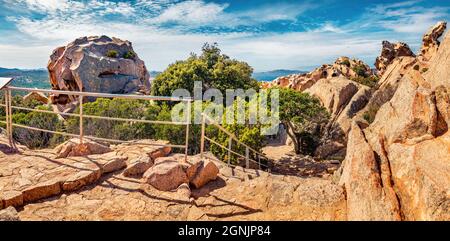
[
  {"xmin": 66, "ymin": 98, "xmax": 160, "ymax": 141},
  {"xmin": 352, "ymin": 64, "xmax": 368, "ymax": 78},
  {"xmin": 106, "ymin": 50, "xmax": 119, "ymax": 58},
  {"xmin": 208, "ymin": 99, "xmax": 266, "ymax": 165},
  {"xmin": 351, "ymin": 75, "xmax": 379, "ymax": 88},
  {"xmin": 123, "ymin": 51, "xmax": 136, "ymax": 59},
  {"xmin": 11, "ymin": 105, "xmax": 64, "ymax": 149}
]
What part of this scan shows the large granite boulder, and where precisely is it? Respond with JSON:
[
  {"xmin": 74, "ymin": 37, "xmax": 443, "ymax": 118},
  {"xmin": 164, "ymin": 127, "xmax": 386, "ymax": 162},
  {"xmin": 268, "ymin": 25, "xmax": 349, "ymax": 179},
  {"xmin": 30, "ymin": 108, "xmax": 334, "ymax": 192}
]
[{"xmin": 48, "ymin": 36, "xmax": 150, "ymax": 106}]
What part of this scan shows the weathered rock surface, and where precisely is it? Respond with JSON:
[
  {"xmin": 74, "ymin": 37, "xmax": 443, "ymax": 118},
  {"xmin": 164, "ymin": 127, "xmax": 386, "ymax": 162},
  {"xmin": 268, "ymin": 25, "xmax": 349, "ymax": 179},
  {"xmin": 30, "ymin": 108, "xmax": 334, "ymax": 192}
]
[
  {"xmin": 339, "ymin": 122, "xmax": 401, "ymax": 220},
  {"xmin": 0, "ymin": 206, "xmax": 19, "ymax": 221},
  {"xmin": 123, "ymin": 155, "xmax": 154, "ymax": 177},
  {"xmin": 340, "ymin": 24, "xmax": 450, "ymax": 220},
  {"xmin": 48, "ymin": 35, "xmax": 150, "ymax": 107},
  {"xmin": 54, "ymin": 138, "xmax": 111, "ymax": 158},
  {"xmin": 375, "ymin": 41, "xmax": 415, "ymax": 75},
  {"xmin": 22, "ymin": 179, "xmax": 61, "ymax": 203},
  {"xmin": 1, "ymin": 191, "xmax": 23, "ymax": 208},
  {"xmin": 419, "ymin": 21, "xmax": 447, "ymax": 61}
]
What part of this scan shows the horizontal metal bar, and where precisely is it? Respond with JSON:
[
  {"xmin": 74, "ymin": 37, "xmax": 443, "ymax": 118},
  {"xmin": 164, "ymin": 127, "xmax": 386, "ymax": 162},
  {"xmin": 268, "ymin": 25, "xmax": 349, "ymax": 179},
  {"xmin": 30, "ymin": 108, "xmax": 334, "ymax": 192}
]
[
  {"xmin": 201, "ymin": 113, "xmax": 268, "ymax": 159},
  {"xmin": 82, "ymin": 114, "xmax": 188, "ymax": 125},
  {"xmin": 205, "ymin": 136, "xmax": 246, "ymax": 159},
  {"xmin": 205, "ymin": 136, "xmax": 267, "ymax": 167},
  {"xmin": 12, "ymin": 123, "xmax": 80, "ymax": 138},
  {"xmin": 12, "ymin": 123, "xmax": 185, "ymax": 149},
  {"xmin": 5, "ymin": 86, "xmax": 193, "ymax": 102},
  {"xmin": 87, "ymin": 135, "xmax": 186, "ymax": 149},
  {"xmin": 0, "ymin": 104, "xmax": 6, "ymax": 107},
  {"xmin": 12, "ymin": 105, "xmax": 80, "ymax": 117},
  {"xmin": 11, "ymin": 105, "xmax": 187, "ymax": 125}
]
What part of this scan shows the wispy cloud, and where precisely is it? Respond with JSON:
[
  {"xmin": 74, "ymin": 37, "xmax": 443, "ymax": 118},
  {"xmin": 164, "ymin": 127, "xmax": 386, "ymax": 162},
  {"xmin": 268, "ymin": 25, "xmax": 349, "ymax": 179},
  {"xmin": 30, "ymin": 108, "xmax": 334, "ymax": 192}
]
[{"xmin": 0, "ymin": 0, "xmax": 449, "ymax": 71}]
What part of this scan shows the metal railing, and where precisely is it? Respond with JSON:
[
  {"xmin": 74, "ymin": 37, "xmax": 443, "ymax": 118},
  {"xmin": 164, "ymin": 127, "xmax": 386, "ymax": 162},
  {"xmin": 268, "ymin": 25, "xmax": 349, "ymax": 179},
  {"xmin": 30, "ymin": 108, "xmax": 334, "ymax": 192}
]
[
  {"xmin": 0, "ymin": 86, "xmax": 192, "ymax": 161},
  {"xmin": 199, "ymin": 113, "xmax": 270, "ymax": 171}
]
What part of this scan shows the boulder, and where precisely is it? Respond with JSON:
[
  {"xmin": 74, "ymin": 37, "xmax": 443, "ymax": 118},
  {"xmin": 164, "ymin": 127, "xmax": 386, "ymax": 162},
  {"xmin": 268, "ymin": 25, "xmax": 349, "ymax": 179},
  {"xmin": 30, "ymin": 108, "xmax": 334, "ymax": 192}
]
[
  {"xmin": 23, "ymin": 91, "xmax": 48, "ymax": 104},
  {"xmin": 375, "ymin": 41, "xmax": 415, "ymax": 75},
  {"xmin": 186, "ymin": 158, "xmax": 219, "ymax": 188},
  {"xmin": 47, "ymin": 35, "xmax": 151, "ymax": 106},
  {"xmin": 142, "ymin": 157, "xmax": 189, "ymax": 191},
  {"xmin": 123, "ymin": 155, "xmax": 154, "ymax": 177},
  {"xmin": 419, "ymin": 21, "xmax": 447, "ymax": 61},
  {"xmin": 54, "ymin": 138, "xmax": 111, "ymax": 158},
  {"xmin": 305, "ymin": 77, "xmax": 360, "ymax": 117},
  {"xmin": 101, "ymin": 155, "xmax": 127, "ymax": 174}
]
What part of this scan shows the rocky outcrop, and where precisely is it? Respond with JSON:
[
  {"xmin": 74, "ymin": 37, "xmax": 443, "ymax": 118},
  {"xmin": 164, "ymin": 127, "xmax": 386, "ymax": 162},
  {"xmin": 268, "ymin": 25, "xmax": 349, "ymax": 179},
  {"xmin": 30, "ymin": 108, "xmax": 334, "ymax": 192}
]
[
  {"xmin": 270, "ymin": 57, "xmax": 373, "ymax": 91},
  {"xmin": 48, "ymin": 36, "xmax": 150, "ymax": 107},
  {"xmin": 339, "ymin": 24, "xmax": 450, "ymax": 220},
  {"xmin": 419, "ymin": 21, "xmax": 447, "ymax": 61},
  {"xmin": 375, "ymin": 41, "xmax": 415, "ymax": 76}
]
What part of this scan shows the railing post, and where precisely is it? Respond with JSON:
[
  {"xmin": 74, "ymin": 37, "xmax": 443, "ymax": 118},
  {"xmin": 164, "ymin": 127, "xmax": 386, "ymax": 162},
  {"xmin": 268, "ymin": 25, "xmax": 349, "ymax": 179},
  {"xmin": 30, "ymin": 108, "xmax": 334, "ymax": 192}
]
[
  {"xmin": 200, "ymin": 113, "xmax": 205, "ymax": 160},
  {"xmin": 4, "ymin": 89, "xmax": 11, "ymax": 146},
  {"xmin": 228, "ymin": 137, "xmax": 232, "ymax": 166},
  {"xmin": 184, "ymin": 100, "xmax": 191, "ymax": 162},
  {"xmin": 79, "ymin": 95, "xmax": 83, "ymax": 144},
  {"xmin": 8, "ymin": 89, "xmax": 14, "ymax": 148},
  {"xmin": 245, "ymin": 147, "xmax": 249, "ymax": 169},
  {"xmin": 258, "ymin": 154, "xmax": 261, "ymax": 170}
]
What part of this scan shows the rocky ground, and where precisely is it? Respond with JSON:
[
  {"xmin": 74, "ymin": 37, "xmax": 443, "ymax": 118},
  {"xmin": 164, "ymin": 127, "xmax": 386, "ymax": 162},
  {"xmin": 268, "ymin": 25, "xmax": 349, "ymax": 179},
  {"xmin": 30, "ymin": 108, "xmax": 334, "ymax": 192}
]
[
  {"xmin": 0, "ymin": 135, "xmax": 346, "ymax": 221},
  {"xmin": 263, "ymin": 143, "xmax": 340, "ymax": 178}
]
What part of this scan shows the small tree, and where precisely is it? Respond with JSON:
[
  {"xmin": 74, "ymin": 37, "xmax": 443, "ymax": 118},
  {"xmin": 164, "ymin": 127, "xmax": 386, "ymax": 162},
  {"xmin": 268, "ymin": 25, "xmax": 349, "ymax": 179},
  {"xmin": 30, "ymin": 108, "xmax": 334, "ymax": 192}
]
[
  {"xmin": 151, "ymin": 43, "xmax": 259, "ymax": 99},
  {"xmin": 275, "ymin": 88, "xmax": 329, "ymax": 155}
]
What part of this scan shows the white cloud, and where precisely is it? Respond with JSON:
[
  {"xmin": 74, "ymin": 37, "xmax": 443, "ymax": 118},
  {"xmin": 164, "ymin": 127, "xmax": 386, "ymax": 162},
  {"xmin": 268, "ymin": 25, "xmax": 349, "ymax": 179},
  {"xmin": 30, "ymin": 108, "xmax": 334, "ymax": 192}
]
[
  {"xmin": 1, "ymin": 0, "xmax": 449, "ymax": 72},
  {"xmin": 152, "ymin": 0, "xmax": 227, "ymax": 25}
]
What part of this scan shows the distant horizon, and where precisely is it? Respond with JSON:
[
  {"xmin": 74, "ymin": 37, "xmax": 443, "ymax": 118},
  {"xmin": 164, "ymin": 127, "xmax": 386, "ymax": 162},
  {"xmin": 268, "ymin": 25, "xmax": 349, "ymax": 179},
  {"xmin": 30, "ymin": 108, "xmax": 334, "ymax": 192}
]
[{"xmin": 1, "ymin": 0, "xmax": 449, "ymax": 71}]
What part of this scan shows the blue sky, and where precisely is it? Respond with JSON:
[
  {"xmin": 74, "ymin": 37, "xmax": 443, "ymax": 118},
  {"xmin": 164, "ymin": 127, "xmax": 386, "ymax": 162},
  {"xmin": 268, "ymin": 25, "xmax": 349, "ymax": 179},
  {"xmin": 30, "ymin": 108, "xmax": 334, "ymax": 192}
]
[{"xmin": 0, "ymin": 0, "xmax": 449, "ymax": 71}]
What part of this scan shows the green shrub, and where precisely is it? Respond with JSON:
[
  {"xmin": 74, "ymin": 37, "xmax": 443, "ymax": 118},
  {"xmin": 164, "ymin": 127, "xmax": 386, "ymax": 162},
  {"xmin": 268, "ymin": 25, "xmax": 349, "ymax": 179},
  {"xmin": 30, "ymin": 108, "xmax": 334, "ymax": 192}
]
[
  {"xmin": 421, "ymin": 67, "xmax": 429, "ymax": 73},
  {"xmin": 352, "ymin": 64, "xmax": 368, "ymax": 78},
  {"xmin": 351, "ymin": 75, "xmax": 379, "ymax": 88},
  {"xmin": 66, "ymin": 98, "xmax": 160, "ymax": 141},
  {"xmin": 413, "ymin": 65, "xmax": 420, "ymax": 71},
  {"xmin": 123, "ymin": 51, "xmax": 136, "ymax": 59},
  {"xmin": 12, "ymin": 105, "xmax": 64, "ymax": 149},
  {"xmin": 106, "ymin": 50, "xmax": 119, "ymax": 58},
  {"xmin": 341, "ymin": 59, "xmax": 351, "ymax": 67},
  {"xmin": 363, "ymin": 105, "xmax": 380, "ymax": 124}
]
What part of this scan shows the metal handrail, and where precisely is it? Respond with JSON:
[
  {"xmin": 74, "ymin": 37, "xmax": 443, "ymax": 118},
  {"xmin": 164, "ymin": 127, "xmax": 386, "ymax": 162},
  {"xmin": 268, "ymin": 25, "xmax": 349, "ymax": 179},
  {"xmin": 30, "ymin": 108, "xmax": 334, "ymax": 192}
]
[
  {"xmin": 1, "ymin": 86, "xmax": 192, "ymax": 161},
  {"xmin": 200, "ymin": 112, "xmax": 269, "ymax": 170},
  {"xmin": 7, "ymin": 86, "xmax": 192, "ymax": 102}
]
